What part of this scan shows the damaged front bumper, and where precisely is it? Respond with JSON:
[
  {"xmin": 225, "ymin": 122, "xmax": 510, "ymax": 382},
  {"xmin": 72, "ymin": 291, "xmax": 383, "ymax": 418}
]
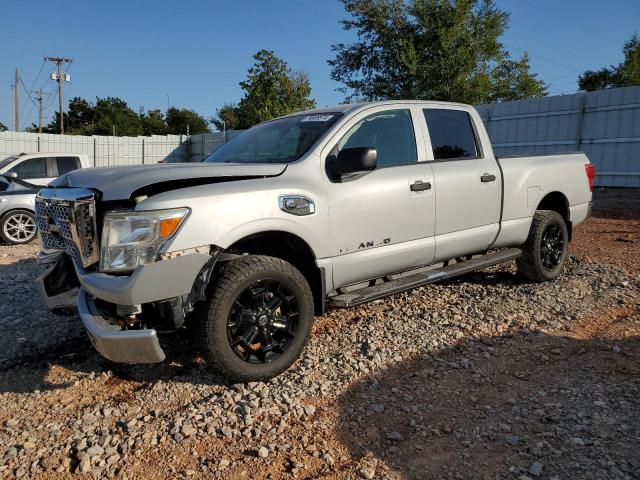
[
  {"xmin": 78, "ymin": 288, "xmax": 165, "ymax": 363},
  {"xmin": 36, "ymin": 249, "xmax": 213, "ymax": 364}
]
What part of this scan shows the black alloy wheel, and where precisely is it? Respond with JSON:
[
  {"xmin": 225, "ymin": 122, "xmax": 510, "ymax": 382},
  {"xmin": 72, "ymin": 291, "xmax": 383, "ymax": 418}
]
[
  {"xmin": 540, "ymin": 224, "xmax": 564, "ymax": 270},
  {"xmin": 516, "ymin": 209, "xmax": 569, "ymax": 282},
  {"xmin": 227, "ymin": 279, "xmax": 299, "ymax": 364},
  {"xmin": 197, "ymin": 255, "xmax": 314, "ymax": 382}
]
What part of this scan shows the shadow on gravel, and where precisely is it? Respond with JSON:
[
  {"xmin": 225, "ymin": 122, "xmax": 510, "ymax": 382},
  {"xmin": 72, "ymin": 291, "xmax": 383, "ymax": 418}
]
[
  {"xmin": 0, "ymin": 324, "xmax": 230, "ymax": 394},
  {"xmin": 335, "ymin": 330, "xmax": 640, "ymax": 480}
]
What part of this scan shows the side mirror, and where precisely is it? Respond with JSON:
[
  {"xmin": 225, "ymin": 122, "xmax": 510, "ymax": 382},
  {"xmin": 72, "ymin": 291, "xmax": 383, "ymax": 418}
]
[
  {"xmin": 333, "ymin": 147, "xmax": 377, "ymax": 176},
  {"xmin": 4, "ymin": 171, "xmax": 18, "ymax": 179}
]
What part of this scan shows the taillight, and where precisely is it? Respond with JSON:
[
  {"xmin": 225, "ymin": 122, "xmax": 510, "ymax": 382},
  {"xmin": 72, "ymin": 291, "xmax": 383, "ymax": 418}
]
[{"xmin": 585, "ymin": 164, "xmax": 596, "ymax": 192}]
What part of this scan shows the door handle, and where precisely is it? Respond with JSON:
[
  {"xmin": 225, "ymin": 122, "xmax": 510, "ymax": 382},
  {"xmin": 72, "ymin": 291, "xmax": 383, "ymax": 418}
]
[
  {"xmin": 480, "ymin": 173, "xmax": 496, "ymax": 183},
  {"xmin": 410, "ymin": 180, "xmax": 432, "ymax": 192}
]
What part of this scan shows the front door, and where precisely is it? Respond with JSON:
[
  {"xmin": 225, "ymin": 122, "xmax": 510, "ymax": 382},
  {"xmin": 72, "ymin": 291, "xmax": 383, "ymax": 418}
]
[
  {"xmin": 9, "ymin": 157, "xmax": 51, "ymax": 185},
  {"xmin": 323, "ymin": 106, "xmax": 436, "ymax": 288}
]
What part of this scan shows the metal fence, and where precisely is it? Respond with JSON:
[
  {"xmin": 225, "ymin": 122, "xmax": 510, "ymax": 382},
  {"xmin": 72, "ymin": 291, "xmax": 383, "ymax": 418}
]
[
  {"xmin": 476, "ymin": 86, "xmax": 640, "ymax": 187},
  {"xmin": 0, "ymin": 131, "xmax": 238, "ymax": 166}
]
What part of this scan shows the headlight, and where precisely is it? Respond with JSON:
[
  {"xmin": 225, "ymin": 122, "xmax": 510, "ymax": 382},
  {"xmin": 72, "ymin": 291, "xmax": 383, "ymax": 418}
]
[{"xmin": 100, "ymin": 208, "xmax": 189, "ymax": 273}]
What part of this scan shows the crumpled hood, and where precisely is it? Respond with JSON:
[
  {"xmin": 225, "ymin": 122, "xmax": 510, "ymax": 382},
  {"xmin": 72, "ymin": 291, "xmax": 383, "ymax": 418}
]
[{"xmin": 49, "ymin": 162, "xmax": 287, "ymax": 201}]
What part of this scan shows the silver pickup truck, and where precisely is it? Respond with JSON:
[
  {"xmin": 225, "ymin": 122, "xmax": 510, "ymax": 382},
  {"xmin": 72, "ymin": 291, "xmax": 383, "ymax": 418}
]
[{"xmin": 35, "ymin": 101, "xmax": 594, "ymax": 381}]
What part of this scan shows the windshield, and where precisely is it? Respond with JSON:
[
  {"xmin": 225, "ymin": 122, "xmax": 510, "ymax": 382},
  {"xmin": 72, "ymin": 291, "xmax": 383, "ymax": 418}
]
[
  {"xmin": 203, "ymin": 113, "xmax": 341, "ymax": 164},
  {"xmin": 0, "ymin": 156, "xmax": 20, "ymax": 170}
]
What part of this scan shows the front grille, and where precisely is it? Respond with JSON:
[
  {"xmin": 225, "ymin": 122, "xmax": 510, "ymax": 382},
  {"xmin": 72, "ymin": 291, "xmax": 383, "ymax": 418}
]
[{"xmin": 35, "ymin": 188, "xmax": 99, "ymax": 268}]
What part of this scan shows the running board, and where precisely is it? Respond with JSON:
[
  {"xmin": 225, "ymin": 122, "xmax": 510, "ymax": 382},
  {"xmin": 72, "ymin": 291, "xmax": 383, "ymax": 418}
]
[{"xmin": 329, "ymin": 248, "xmax": 522, "ymax": 308}]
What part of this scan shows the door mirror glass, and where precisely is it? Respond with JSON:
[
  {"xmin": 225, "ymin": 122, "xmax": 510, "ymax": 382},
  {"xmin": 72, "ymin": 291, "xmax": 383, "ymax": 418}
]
[{"xmin": 333, "ymin": 147, "xmax": 377, "ymax": 176}]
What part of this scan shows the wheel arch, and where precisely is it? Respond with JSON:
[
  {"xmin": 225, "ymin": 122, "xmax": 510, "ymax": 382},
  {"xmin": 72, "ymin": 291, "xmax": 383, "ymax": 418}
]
[
  {"xmin": 535, "ymin": 191, "xmax": 572, "ymax": 240},
  {"xmin": 224, "ymin": 230, "xmax": 325, "ymax": 315}
]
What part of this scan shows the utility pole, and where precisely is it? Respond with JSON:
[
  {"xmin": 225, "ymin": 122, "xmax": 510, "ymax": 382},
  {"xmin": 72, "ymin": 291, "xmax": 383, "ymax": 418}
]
[
  {"xmin": 45, "ymin": 56, "xmax": 72, "ymax": 134},
  {"xmin": 32, "ymin": 90, "xmax": 50, "ymax": 133},
  {"xmin": 14, "ymin": 68, "xmax": 19, "ymax": 131}
]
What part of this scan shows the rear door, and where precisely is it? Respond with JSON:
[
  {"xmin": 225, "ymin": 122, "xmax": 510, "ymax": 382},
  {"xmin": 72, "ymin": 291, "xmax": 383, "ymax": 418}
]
[
  {"xmin": 419, "ymin": 107, "xmax": 501, "ymax": 261},
  {"xmin": 53, "ymin": 156, "xmax": 81, "ymax": 177}
]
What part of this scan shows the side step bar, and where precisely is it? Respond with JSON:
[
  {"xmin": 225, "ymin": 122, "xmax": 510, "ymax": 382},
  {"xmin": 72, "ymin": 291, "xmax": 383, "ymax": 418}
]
[{"xmin": 329, "ymin": 248, "xmax": 522, "ymax": 308}]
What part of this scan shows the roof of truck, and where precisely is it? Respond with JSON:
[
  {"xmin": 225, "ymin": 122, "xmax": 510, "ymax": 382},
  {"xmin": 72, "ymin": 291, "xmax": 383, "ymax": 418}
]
[{"xmin": 279, "ymin": 100, "xmax": 472, "ymax": 119}]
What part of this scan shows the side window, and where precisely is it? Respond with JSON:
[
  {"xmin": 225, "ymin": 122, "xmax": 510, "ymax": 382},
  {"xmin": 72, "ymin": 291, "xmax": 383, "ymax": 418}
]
[
  {"xmin": 56, "ymin": 156, "xmax": 81, "ymax": 175},
  {"xmin": 10, "ymin": 158, "xmax": 48, "ymax": 179},
  {"xmin": 338, "ymin": 109, "xmax": 417, "ymax": 167},
  {"xmin": 423, "ymin": 109, "xmax": 479, "ymax": 160}
]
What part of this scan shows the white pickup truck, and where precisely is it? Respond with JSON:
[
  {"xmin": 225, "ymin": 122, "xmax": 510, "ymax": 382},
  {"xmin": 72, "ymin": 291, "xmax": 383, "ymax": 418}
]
[{"xmin": 35, "ymin": 101, "xmax": 594, "ymax": 381}]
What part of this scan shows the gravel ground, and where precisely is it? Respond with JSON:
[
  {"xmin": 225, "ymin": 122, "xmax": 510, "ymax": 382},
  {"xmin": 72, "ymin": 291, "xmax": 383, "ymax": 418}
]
[{"xmin": 0, "ymin": 190, "xmax": 639, "ymax": 480}]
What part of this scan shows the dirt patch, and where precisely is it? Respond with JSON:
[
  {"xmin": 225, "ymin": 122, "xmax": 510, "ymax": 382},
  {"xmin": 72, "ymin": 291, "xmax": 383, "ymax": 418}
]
[{"xmin": 572, "ymin": 188, "xmax": 640, "ymax": 275}]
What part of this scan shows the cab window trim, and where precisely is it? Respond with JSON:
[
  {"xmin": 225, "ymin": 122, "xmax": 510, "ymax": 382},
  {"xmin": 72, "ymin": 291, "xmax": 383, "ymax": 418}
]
[
  {"xmin": 330, "ymin": 108, "xmax": 419, "ymax": 172},
  {"xmin": 422, "ymin": 108, "xmax": 484, "ymax": 162}
]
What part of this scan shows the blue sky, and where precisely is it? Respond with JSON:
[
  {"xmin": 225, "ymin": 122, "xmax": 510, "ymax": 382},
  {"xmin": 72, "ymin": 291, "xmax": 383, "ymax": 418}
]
[{"xmin": 1, "ymin": 0, "xmax": 638, "ymax": 131}]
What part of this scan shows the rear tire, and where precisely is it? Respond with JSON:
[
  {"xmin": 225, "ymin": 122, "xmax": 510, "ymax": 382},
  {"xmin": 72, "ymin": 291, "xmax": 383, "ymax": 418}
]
[
  {"xmin": 517, "ymin": 210, "xmax": 568, "ymax": 282},
  {"xmin": 197, "ymin": 255, "xmax": 314, "ymax": 382},
  {"xmin": 0, "ymin": 210, "xmax": 37, "ymax": 245}
]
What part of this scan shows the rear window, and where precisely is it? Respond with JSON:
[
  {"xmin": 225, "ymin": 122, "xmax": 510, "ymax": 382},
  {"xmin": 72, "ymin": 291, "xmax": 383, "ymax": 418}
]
[
  {"xmin": 423, "ymin": 109, "xmax": 479, "ymax": 160},
  {"xmin": 56, "ymin": 156, "xmax": 80, "ymax": 175}
]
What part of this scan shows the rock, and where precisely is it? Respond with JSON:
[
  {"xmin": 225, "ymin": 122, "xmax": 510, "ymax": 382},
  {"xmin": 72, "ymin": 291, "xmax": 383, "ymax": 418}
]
[
  {"xmin": 257, "ymin": 447, "xmax": 269, "ymax": 458},
  {"xmin": 386, "ymin": 431, "xmax": 403, "ymax": 441},
  {"xmin": 570, "ymin": 437, "xmax": 585, "ymax": 446},
  {"xmin": 504, "ymin": 434, "xmax": 519, "ymax": 446},
  {"xmin": 218, "ymin": 458, "xmax": 230, "ymax": 469},
  {"xmin": 303, "ymin": 405, "xmax": 316, "ymax": 416},
  {"xmin": 372, "ymin": 404, "xmax": 385, "ymax": 413},
  {"xmin": 529, "ymin": 461, "xmax": 543, "ymax": 476},
  {"xmin": 86, "ymin": 445, "xmax": 104, "ymax": 457},
  {"xmin": 77, "ymin": 455, "xmax": 91, "ymax": 474},
  {"xmin": 322, "ymin": 453, "xmax": 334, "ymax": 466},
  {"xmin": 359, "ymin": 467, "xmax": 376, "ymax": 479},
  {"xmin": 181, "ymin": 425, "xmax": 197, "ymax": 437}
]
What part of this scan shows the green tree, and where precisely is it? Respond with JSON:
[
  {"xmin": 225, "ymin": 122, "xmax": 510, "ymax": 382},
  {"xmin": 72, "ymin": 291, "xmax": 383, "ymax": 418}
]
[
  {"xmin": 66, "ymin": 97, "xmax": 95, "ymax": 135},
  {"xmin": 166, "ymin": 107, "xmax": 209, "ymax": 135},
  {"xmin": 92, "ymin": 97, "xmax": 142, "ymax": 136},
  {"xmin": 140, "ymin": 109, "xmax": 168, "ymax": 135},
  {"xmin": 212, "ymin": 50, "xmax": 316, "ymax": 130},
  {"xmin": 329, "ymin": 0, "xmax": 546, "ymax": 104},
  {"xmin": 211, "ymin": 103, "xmax": 243, "ymax": 131},
  {"xmin": 0, "ymin": 122, "xmax": 7, "ymax": 132},
  {"xmin": 579, "ymin": 34, "xmax": 640, "ymax": 91}
]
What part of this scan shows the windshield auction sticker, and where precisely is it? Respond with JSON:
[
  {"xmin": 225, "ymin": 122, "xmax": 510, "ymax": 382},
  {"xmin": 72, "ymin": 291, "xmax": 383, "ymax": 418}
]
[{"xmin": 301, "ymin": 115, "xmax": 335, "ymax": 122}]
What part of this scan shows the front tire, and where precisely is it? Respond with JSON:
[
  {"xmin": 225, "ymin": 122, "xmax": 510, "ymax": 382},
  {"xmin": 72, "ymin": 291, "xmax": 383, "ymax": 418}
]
[
  {"xmin": 0, "ymin": 210, "xmax": 37, "ymax": 245},
  {"xmin": 197, "ymin": 255, "xmax": 314, "ymax": 382},
  {"xmin": 517, "ymin": 210, "xmax": 569, "ymax": 282}
]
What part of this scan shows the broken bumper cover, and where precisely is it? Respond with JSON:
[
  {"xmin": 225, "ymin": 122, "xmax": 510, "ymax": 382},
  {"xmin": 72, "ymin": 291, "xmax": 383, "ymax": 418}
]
[
  {"xmin": 77, "ymin": 288, "xmax": 165, "ymax": 363},
  {"xmin": 36, "ymin": 250, "xmax": 214, "ymax": 363}
]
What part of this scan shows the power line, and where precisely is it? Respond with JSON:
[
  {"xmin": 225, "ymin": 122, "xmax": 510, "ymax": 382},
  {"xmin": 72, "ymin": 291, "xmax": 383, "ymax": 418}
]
[
  {"xmin": 502, "ymin": 42, "xmax": 581, "ymax": 73},
  {"xmin": 210, "ymin": 1, "xmax": 333, "ymax": 42},
  {"xmin": 19, "ymin": 77, "xmax": 39, "ymax": 108},
  {"xmin": 289, "ymin": 0, "xmax": 342, "ymax": 18}
]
